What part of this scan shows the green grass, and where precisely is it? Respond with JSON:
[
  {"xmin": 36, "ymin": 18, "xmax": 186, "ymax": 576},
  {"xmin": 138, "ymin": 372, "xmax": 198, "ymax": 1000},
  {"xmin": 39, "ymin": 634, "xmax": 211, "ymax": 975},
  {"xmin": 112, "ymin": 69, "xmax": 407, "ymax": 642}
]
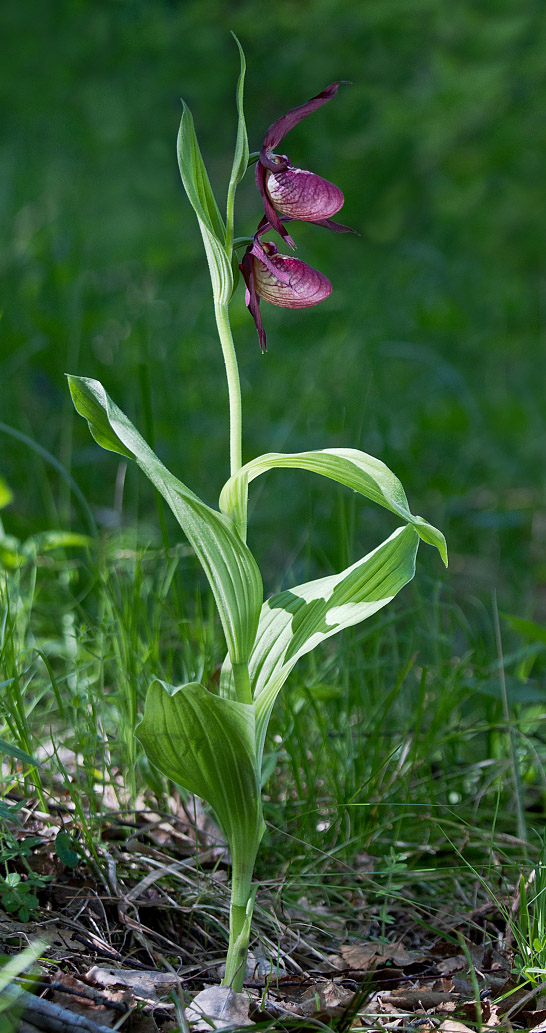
[{"xmin": 1, "ymin": 532, "xmax": 544, "ymax": 873}]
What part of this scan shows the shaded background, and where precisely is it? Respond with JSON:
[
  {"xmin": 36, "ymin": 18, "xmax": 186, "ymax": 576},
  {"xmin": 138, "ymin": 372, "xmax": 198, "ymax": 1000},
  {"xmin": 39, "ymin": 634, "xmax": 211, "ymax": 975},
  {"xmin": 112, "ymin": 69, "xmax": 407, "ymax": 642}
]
[{"xmin": 1, "ymin": 0, "xmax": 545, "ymax": 620}]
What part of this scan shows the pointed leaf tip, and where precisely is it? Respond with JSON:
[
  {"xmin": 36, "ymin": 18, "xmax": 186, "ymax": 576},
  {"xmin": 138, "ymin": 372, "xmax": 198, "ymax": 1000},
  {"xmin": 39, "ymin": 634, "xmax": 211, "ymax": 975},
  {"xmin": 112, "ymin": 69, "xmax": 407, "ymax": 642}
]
[{"xmin": 68, "ymin": 376, "xmax": 263, "ymax": 665}]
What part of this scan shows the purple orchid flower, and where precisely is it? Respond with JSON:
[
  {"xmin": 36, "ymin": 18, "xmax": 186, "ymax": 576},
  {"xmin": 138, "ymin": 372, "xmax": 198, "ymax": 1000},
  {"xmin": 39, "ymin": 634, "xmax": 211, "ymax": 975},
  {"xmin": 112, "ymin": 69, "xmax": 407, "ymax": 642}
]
[
  {"xmin": 240, "ymin": 228, "xmax": 332, "ymax": 352},
  {"xmin": 256, "ymin": 81, "xmax": 349, "ymax": 247}
]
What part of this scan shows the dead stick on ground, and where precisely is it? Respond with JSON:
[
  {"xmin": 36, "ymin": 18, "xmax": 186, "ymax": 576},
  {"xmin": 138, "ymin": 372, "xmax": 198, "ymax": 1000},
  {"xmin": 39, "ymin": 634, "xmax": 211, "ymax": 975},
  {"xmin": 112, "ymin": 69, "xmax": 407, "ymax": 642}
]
[{"xmin": 16, "ymin": 988, "xmax": 116, "ymax": 1033}]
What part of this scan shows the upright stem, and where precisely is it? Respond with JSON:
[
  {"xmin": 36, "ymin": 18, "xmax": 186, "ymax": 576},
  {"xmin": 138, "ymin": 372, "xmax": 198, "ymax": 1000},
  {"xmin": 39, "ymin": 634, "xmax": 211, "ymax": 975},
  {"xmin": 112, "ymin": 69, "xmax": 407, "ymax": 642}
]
[
  {"xmin": 222, "ymin": 846, "xmax": 259, "ymax": 992},
  {"xmin": 214, "ymin": 301, "xmax": 242, "ymax": 478}
]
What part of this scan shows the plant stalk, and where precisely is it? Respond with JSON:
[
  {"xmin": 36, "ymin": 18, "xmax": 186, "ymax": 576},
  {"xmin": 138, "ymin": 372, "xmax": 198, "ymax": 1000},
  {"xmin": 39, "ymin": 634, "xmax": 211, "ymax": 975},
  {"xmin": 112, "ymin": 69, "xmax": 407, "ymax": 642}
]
[
  {"xmin": 214, "ymin": 301, "xmax": 242, "ymax": 479},
  {"xmin": 232, "ymin": 662, "xmax": 252, "ymax": 705},
  {"xmin": 222, "ymin": 853, "xmax": 258, "ymax": 992}
]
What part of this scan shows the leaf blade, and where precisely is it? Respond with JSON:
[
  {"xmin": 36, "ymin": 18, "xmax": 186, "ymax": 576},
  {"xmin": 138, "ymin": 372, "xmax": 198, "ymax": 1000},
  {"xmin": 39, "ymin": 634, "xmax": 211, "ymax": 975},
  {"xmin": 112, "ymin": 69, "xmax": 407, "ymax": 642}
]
[
  {"xmin": 222, "ymin": 525, "xmax": 420, "ymax": 762},
  {"xmin": 136, "ymin": 680, "xmax": 265, "ymax": 885},
  {"xmin": 228, "ymin": 34, "xmax": 249, "ymax": 191},
  {"xmin": 177, "ymin": 102, "xmax": 233, "ymax": 304},
  {"xmin": 219, "ymin": 447, "xmax": 447, "ymax": 565},
  {"xmin": 68, "ymin": 376, "xmax": 262, "ymax": 665}
]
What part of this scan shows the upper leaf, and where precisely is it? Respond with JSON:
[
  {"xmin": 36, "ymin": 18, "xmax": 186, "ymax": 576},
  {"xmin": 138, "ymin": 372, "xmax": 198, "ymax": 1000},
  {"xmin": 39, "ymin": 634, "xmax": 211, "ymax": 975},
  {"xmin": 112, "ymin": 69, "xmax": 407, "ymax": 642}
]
[
  {"xmin": 219, "ymin": 447, "xmax": 447, "ymax": 564},
  {"xmin": 68, "ymin": 376, "xmax": 262, "ymax": 667},
  {"xmin": 177, "ymin": 101, "xmax": 233, "ymax": 304},
  {"xmin": 228, "ymin": 34, "xmax": 249, "ymax": 193},
  {"xmin": 136, "ymin": 680, "xmax": 265, "ymax": 896}
]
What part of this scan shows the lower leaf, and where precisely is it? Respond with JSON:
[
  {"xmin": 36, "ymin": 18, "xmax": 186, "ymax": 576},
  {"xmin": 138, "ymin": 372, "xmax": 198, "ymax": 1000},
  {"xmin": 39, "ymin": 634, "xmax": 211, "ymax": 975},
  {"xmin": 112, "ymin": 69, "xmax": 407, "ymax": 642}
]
[{"xmin": 135, "ymin": 680, "xmax": 265, "ymax": 879}]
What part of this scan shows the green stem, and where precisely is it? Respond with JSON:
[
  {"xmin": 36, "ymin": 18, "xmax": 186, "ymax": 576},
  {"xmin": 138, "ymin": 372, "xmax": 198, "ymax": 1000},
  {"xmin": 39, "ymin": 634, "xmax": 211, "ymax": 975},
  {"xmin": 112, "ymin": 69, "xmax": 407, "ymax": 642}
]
[
  {"xmin": 214, "ymin": 301, "xmax": 242, "ymax": 479},
  {"xmin": 232, "ymin": 662, "xmax": 252, "ymax": 705},
  {"xmin": 222, "ymin": 857, "xmax": 258, "ymax": 992},
  {"xmin": 225, "ymin": 183, "xmax": 236, "ymax": 260}
]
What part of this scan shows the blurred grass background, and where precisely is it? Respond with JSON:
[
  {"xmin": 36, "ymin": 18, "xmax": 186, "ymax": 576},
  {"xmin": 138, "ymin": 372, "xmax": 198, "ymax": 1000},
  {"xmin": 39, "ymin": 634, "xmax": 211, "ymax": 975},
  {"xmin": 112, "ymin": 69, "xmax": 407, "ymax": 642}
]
[{"xmin": 1, "ymin": 0, "xmax": 545, "ymax": 615}]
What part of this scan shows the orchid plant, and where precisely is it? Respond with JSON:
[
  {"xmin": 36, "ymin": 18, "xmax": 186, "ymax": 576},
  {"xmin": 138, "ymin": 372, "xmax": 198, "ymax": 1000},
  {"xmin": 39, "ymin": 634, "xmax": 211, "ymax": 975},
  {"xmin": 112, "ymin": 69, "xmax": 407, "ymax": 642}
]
[{"xmin": 68, "ymin": 40, "xmax": 447, "ymax": 993}]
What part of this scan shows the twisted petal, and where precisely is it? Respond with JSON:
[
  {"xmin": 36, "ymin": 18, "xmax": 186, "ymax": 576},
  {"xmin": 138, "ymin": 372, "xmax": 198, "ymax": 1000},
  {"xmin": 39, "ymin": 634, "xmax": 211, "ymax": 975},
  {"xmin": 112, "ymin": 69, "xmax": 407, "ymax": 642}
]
[
  {"xmin": 262, "ymin": 82, "xmax": 346, "ymax": 154},
  {"xmin": 240, "ymin": 247, "xmax": 267, "ymax": 352},
  {"xmin": 257, "ymin": 82, "xmax": 350, "ymax": 245},
  {"xmin": 265, "ymin": 167, "xmax": 344, "ymax": 222}
]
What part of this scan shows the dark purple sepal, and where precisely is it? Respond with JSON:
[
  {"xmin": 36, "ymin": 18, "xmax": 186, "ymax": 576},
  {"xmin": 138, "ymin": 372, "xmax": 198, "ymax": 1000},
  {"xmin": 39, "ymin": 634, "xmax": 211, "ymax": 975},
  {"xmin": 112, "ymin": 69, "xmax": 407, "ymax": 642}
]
[
  {"xmin": 240, "ymin": 247, "xmax": 267, "ymax": 352},
  {"xmin": 312, "ymin": 217, "xmax": 359, "ymax": 234},
  {"xmin": 262, "ymin": 81, "xmax": 348, "ymax": 151}
]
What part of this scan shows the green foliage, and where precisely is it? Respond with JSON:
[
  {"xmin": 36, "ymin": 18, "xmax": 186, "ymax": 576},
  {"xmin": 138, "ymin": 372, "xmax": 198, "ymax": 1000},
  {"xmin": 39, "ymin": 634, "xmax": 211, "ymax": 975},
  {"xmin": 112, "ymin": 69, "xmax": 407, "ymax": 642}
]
[
  {"xmin": 54, "ymin": 830, "xmax": 80, "ymax": 868},
  {"xmin": 0, "ymin": 939, "xmax": 47, "ymax": 1031},
  {"xmin": 512, "ymin": 839, "xmax": 546, "ymax": 988},
  {"xmin": 220, "ymin": 448, "xmax": 447, "ymax": 562},
  {"xmin": 136, "ymin": 679, "xmax": 265, "ymax": 905},
  {"xmin": 0, "ymin": 740, "xmax": 41, "ymax": 768},
  {"xmin": 68, "ymin": 375, "xmax": 263, "ymax": 666},
  {"xmin": 0, "ymin": 872, "xmax": 41, "ymax": 923},
  {"xmin": 0, "ymin": 823, "xmax": 51, "ymax": 923},
  {"xmin": 176, "ymin": 101, "xmax": 233, "ymax": 305},
  {"xmin": 1, "ymin": 0, "xmax": 545, "ymax": 998},
  {"xmin": 0, "ymin": 479, "xmax": 13, "ymax": 511}
]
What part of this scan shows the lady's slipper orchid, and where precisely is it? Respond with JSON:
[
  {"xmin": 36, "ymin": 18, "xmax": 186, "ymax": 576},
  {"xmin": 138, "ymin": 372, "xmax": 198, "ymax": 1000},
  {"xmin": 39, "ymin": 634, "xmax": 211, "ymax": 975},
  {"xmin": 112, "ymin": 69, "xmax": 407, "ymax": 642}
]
[
  {"xmin": 256, "ymin": 81, "xmax": 348, "ymax": 246},
  {"xmin": 240, "ymin": 235, "xmax": 331, "ymax": 352}
]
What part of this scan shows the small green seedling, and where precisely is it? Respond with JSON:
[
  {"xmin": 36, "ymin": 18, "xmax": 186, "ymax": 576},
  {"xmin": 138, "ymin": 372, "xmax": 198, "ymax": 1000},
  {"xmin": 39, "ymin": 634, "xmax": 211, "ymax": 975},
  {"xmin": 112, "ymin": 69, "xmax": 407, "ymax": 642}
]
[
  {"xmin": 512, "ymin": 838, "xmax": 546, "ymax": 988},
  {"xmin": 69, "ymin": 38, "xmax": 447, "ymax": 990},
  {"xmin": 0, "ymin": 872, "xmax": 41, "ymax": 923}
]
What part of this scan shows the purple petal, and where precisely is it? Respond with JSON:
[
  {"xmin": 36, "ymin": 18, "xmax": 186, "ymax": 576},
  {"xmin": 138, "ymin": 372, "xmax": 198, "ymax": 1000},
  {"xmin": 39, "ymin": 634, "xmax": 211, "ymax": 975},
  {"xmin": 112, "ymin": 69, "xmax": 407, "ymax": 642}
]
[
  {"xmin": 240, "ymin": 248, "xmax": 267, "ymax": 351},
  {"xmin": 263, "ymin": 82, "xmax": 347, "ymax": 151},
  {"xmin": 250, "ymin": 238, "xmax": 292, "ymax": 285},
  {"xmin": 265, "ymin": 167, "xmax": 344, "ymax": 222},
  {"xmin": 252, "ymin": 252, "xmax": 332, "ymax": 310}
]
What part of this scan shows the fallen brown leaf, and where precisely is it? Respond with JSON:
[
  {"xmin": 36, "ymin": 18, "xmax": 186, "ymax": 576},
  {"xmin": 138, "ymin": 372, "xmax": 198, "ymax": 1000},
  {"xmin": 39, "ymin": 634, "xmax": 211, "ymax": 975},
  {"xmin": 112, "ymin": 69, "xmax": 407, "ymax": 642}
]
[
  {"xmin": 438, "ymin": 1022, "xmax": 475, "ymax": 1033},
  {"xmin": 298, "ymin": 979, "xmax": 355, "ymax": 1016},
  {"xmin": 185, "ymin": 986, "xmax": 254, "ymax": 1030},
  {"xmin": 86, "ymin": 965, "xmax": 178, "ymax": 1003},
  {"xmin": 381, "ymin": 988, "xmax": 458, "ymax": 1011},
  {"xmin": 437, "ymin": 954, "xmax": 467, "ymax": 976},
  {"xmin": 339, "ymin": 940, "xmax": 414, "ymax": 970}
]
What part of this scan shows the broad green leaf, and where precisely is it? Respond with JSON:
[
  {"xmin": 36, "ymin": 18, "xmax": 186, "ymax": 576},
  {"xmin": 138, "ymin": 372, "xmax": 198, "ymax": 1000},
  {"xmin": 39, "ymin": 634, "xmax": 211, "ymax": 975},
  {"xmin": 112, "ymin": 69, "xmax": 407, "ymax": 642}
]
[
  {"xmin": 177, "ymin": 102, "xmax": 233, "ymax": 305},
  {"xmin": 136, "ymin": 680, "xmax": 265, "ymax": 899},
  {"xmin": 55, "ymin": 831, "xmax": 80, "ymax": 868},
  {"xmin": 219, "ymin": 447, "xmax": 447, "ymax": 565},
  {"xmin": 221, "ymin": 525, "xmax": 420, "ymax": 762},
  {"xmin": 68, "ymin": 376, "xmax": 262, "ymax": 666}
]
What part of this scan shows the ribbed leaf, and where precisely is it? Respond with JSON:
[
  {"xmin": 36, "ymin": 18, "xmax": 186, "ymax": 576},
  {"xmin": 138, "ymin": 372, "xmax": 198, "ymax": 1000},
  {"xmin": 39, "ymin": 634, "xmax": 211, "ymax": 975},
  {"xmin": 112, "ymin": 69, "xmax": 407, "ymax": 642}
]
[
  {"xmin": 68, "ymin": 376, "xmax": 262, "ymax": 666},
  {"xmin": 221, "ymin": 525, "xmax": 420, "ymax": 763},
  {"xmin": 136, "ymin": 680, "xmax": 265, "ymax": 899},
  {"xmin": 219, "ymin": 447, "xmax": 447, "ymax": 564},
  {"xmin": 177, "ymin": 102, "xmax": 233, "ymax": 304}
]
